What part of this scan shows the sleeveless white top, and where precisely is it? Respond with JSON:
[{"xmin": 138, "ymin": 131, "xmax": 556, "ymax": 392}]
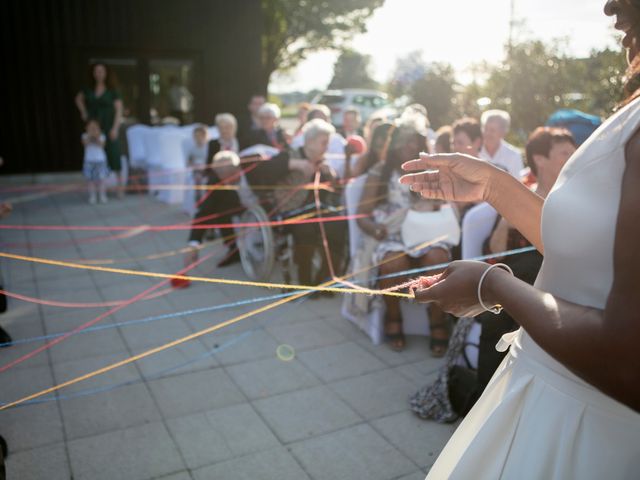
[{"xmin": 427, "ymin": 97, "xmax": 640, "ymax": 480}]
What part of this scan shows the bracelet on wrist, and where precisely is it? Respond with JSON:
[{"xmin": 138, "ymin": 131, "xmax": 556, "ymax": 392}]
[{"xmin": 477, "ymin": 263, "xmax": 514, "ymax": 314}]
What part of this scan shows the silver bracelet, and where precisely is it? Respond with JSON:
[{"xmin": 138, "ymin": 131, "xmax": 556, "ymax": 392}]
[{"xmin": 477, "ymin": 263, "xmax": 514, "ymax": 314}]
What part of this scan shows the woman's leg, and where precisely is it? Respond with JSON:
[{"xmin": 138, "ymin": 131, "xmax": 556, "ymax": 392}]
[
  {"xmin": 417, "ymin": 247, "xmax": 451, "ymax": 357},
  {"xmin": 378, "ymin": 252, "xmax": 411, "ymax": 351}
]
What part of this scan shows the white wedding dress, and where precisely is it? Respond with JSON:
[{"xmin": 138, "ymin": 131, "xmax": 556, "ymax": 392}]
[{"xmin": 427, "ymin": 97, "xmax": 640, "ymax": 480}]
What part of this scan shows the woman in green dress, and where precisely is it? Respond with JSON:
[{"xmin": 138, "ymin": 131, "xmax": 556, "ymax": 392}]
[{"xmin": 75, "ymin": 63, "xmax": 124, "ymax": 197}]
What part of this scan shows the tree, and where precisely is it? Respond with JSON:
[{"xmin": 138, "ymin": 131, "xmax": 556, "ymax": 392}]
[
  {"xmin": 261, "ymin": 0, "xmax": 385, "ymax": 93},
  {"xmin": 466, "ymin": 39, "xmax": 627, "ymax": 140},
  {"xmin": 328, "ymin": 49, "xmax": 378, "ymax": 89},
  {"xmin": 409, "ymin": 62, "xmax": 457, "ymax": 128}
]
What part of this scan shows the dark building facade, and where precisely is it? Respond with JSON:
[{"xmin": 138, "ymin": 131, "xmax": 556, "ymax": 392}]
[{"xmin": 0, "ymin": 0, "xmax": 264, "ymax": 174}]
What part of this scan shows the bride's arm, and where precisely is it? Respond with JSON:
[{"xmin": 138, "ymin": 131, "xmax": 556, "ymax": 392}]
[
  {"xmin": 400, "ymin": 155, "xmax": 545, "ymax": 252},
  {"xmin": 415, "ymin": 130, "xmax": 640, "ymax": 411}
]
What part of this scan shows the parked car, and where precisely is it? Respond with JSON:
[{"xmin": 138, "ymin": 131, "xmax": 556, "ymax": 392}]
[{"xmin": 312, "ymin": 89, "xmax": 389, "ymax": 127}]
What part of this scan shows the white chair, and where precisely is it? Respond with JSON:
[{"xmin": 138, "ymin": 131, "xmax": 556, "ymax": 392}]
[
  {"xmin": 461, "ymin": 202, "xmax": 498, "ymax": 260},
  {"xmin": 145, "ymin": 127, "xmax": 188, "ymax": 204},
  {"xmin": 126, "ymin": 124, "xmax": 151, "ymax": 168},
  {"xmin": 458, "ymin": 202, "xmax": 498, "ymax": 369},
  {"xmin": 341, "ymin": 175, "xmax": 430, "ymax": 345}
]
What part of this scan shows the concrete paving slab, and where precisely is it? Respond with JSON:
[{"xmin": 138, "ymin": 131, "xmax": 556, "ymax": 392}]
[
  {"xmin": 191, "ymin": 447, "xmax": 311, "ymax": 480},
  {"xmin": 371, "ymin": 411, "xmax": 458, "ymax": 470},
  {"xmin": 253, "ymin": 385, "xmax": 361, "ymax": 443},
  {"xmin": 166, "ymin": 403, "xmax": 279, "ymax": 470},
  {"xmin": 147, "ymin": 368, "xmax": 245, "ymax": 418},
  {"xmin": 297, "ymin": 341, "xmax": 387, "ymax": 383},
  {"xmin": 226, "ymin": 356, "xmax": 320, "ymax": 400},
  {"xmin": 68, "ymin": 421, "xmax": 184, "ymax": 480},
  {"xmin": 289, "ymin": 423, "xmax": 417, "ymax": 480},
  {"xmin": 330, "ymin": 369, "xmax": 417, "ymax": 420},
  {"xmin": 5, "ymin": 442, "xmax": 70, "ymax": 480}
]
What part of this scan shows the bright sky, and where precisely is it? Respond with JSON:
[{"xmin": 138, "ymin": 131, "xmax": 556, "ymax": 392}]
[{"xmin": 270, "ymin": 0, "xmax": 619, "ymax": 93}]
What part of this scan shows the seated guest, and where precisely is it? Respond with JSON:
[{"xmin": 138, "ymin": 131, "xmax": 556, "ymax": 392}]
[
  {"xmin": 451, "ymin": 117, "xmax": 484, "ymax": 217},
  {"xmin": 339, "ymin": 107, "xmax": 363, "ymax": 137},
  {"xmin": 401, "ymin": 103, "xmax": 437, "ymax": 151},
  {"xmin": 207, "ymin": 113, "xmax": 240, "ymax": 162},
  {"xmin": 363, "ymin": 114, "xmax": 385, "ymax": 146},
  {"xmin": 356, "ymin": 119, "xmax": 453, "ymax": 353},
  {"xmin": 345, "ymin": 122, "xmax": 394, "ymax": 178},
  {"xmin": 434, "ymin": 126, "xmax": 453, "ymax": 154},
  {"xmin": 238, "ymin": 93, "xmax": 265, "ymax": 147},
  {"xmin": 294, "ymin": 102, "xmax": 311, "ymax": 136},
  {"xmin": 452, "ymin": 117, "xmax": 483, "ymax": 156},
  {"xmin": 180, "ymin": 148, "xmax": 314, "ymax": 275},
  {"xmin": 291, "ymin": 105, "xmax": 347, "ymax": 158},
  {"xmin": 288, "ymin": 119, "xmax": 346, "ymax": 288},
  {"xmin": 479, "ymin": 109, "xmax": 524, "ymax": 178},
  {"xmin": 187, "ymin": 125, "xmax": 209, "ymax": 201},
  {"xmin": 410, "ymin": 127, "xmax": 577, "ymax": 421},
  {"xmin": 247, "ymin": 103, "xmax": 289, "ymax": 151}
]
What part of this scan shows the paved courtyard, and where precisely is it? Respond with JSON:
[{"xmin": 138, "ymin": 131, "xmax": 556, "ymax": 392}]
[{"xmin": 0, "ymin": 177, "xmax": 456, "ymax": 480}]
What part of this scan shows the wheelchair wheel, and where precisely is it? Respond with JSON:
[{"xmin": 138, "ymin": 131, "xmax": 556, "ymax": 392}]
[{"xmin": 235, "ymin": 204, "xmax": 275, "ymax": 281}]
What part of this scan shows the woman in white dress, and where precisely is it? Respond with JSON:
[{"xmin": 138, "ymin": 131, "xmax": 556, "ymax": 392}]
[{"xmin": 399, "ymin": 1, "xmax": 640, "ymax": 478}]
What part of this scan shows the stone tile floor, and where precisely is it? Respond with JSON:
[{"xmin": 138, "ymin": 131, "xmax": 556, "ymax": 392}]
[{"xmin": 0, "ymin": 183, "xmax": 456, "ymax": 479}]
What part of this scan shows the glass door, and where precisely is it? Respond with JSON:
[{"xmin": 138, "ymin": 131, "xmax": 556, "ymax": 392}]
[{"xmin": 148, "ymin": 59, "xmax": 195, "ymax": 125}]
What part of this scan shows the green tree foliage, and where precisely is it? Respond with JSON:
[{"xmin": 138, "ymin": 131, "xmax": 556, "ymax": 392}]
[
  {"xmin": 409, "ymin": 63, "xmax": 457, "ymax": 128},
  {"xmin": 328, "ymin": 49, "xmax": 378, "ymax": 89},
  {"xmin": 261, "ymin": 0, "xmax": 385, "ymax": 93},
  {"xmin": 468, "ymin": 40, "xmax": 627, "ymax": 139},
  {"xmin": 387, "ymin": 52, "xmax": 457, "ymax": 128}
]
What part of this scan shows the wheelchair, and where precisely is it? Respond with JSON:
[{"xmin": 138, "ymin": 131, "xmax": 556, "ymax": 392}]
[
  {"xmin": 233, "ymin": 170, "xmax": 310, "ymax": 283},
  {"xmin": 235, "ymin": 171, "xmax": 342, "ymax": 284}
]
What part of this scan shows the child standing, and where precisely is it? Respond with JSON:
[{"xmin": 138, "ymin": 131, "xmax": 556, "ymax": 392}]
[
  {"xmin": 82, "ymin": 119, "xmax": 110, "ymax": 204},
  {"xmin": 187, "ymin": 125, "xmax": 209, "ymax": 202}
]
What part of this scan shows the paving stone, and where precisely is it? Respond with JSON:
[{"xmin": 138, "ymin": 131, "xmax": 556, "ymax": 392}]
[
  {"xmin": 330, "ymin": 369, "xmax": 417, "ymax": 420},
  {"xmin": 395, "ymin": 472, "xmax": 427, "ymax": 480},
  {"xmin": 119, "ymin": 317, "xmax": 194, "ymax": 350},
  {"xmin": 154, "ymin": 472, "xmax": 193, "ymax": 480},
  {"xmin": 204, "ymin": 330, "xmax": 280, "ymax": 366},
  {"xmin": 226, "ymin": 356, "xmax": 320, "ymax": 400},
  {"xmin": 393, "ymin": 358, "xmax": 444, "ymax": 388},
  {"xmin": 48, "ymin": 325, "xmax": 129, "ymax": 364},
  {"xmin": 147, "ymin": 368, "xmax": 245, "ymax": 418},
  {"xmin": 297, "ymin": 341, "xmax": 387, "ymax": 382},
  {"xmin": 253, "ymin": 385, "xmax": 361, "ymax": 443},
  {"xmin": 0, "ymin": 402, "xmax": 65, "ymax": 452},
  {"xmin": 0, "ymin": 364, "xmax": 54, "ymax": 402},
  {"xmin": 266, "ymin": 319, "xmax": 347, "ymax": 351},
  {"xmin": 192, "ymin": 447, "xmax": 310, "ymax": 480},
  {"xmin": 68, "ymin": 422, "xmax": 184, "ymax": 480},
  {"xmin": 135, "ymin": 341, "xmax": 219, "ymax": 378},
  {"xmin": 166, "ymin": 403, "xmax": 279, "ymax": 469},
  {"xmin": 371, "ymin": 411, "xmax": 458, "ymax": 469},
  {"xmin": 289, "ymin": 423, "xmax": 417, "ymax": 480},
  {"xmin": 5, "ymin": 442, "xmax": 70, "ymax": 480},
  {"xmin": 356, "ymin": 335, "xmax": 433, "ymax": 367}
]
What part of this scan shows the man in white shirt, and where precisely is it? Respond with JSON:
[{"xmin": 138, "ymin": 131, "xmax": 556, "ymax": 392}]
[{"xmin": 478, "ymin": 110, "xmax": 523, "ymax": 178}]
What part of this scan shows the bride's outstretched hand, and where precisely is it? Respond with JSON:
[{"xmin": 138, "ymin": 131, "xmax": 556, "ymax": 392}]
[{"xmin": 399, "ymin": 152, "xmax": 496, "ymax": 203}]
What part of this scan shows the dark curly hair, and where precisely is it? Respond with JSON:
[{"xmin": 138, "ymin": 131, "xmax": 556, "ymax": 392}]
[{"xmin": 621, "ymin": 0, "xmax": 640, "ymax": 105}]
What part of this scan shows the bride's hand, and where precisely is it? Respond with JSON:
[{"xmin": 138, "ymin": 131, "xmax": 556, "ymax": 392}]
[
  {"xmin": 412, "ymin": 261, "xmax": 508, "ymax": 317},
  {"xmin": 399, "ymin": 152, "xmax": 497, "ymax": 203}
]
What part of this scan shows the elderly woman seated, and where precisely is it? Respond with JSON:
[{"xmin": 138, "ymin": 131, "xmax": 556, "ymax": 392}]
[
  {"xmin": 286, "ymin": 119, "xmax": 346, "ymax": 289},
  {"xmin": 356, "ymin": 119, "xmax": 456, "ymax": 354},
  {"xmin": 208, "ymin": 113, "xmax": 240, "ymax": 160},
  {"xmin": 178, "ymin": 144, "xmax": 315, "ymax": 279}
]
